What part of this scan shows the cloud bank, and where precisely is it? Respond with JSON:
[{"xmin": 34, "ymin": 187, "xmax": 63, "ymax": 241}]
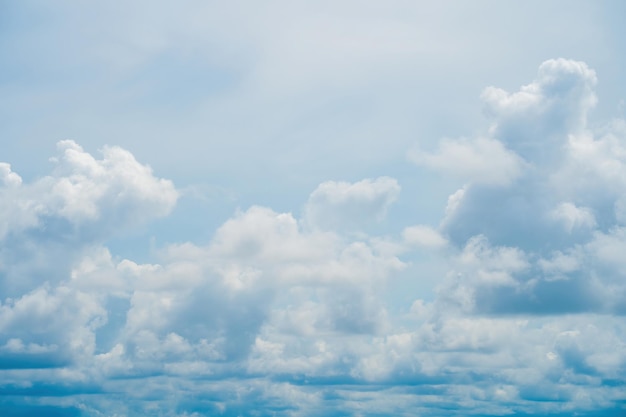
[{"xmin": 2, "ymin": 59, "xmax": 626, "ymax": 416}]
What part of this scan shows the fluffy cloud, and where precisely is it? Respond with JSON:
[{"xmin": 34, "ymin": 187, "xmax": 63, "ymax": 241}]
[
  {"xmin": 0, "ymin": 140, "xmax": 178, "ymax": 301},
  {"xmin": 435, "ymin": 67, "xmax": 626, "ymax": 320},
  {"xmin": 1, "ymin": 149, "xmax": 406, "ymax": 414},
  {"xmin": 409, "ymin": 137, "xmax": 526, "ymax": 186},
  {"xmin": 0, "ymin": 285, "xmax": 105, "ymax": 369},
  {"xmin": 303, "ymin": 177, "xmax": 400, "ymax": 231},
  {"xmin": 0, "ymin": 163, "xmax": 22, "ymax": 188},
  {"xmin": 428, "ymin": 59, "xmax": 626, "ymax": 321},
  {"xmin": 23, "ymin": 180, "xmax": 404, "ymax": 385},
  {"xmin": 402, "ymin": 224, "xmax": 448, "ymax": 249},
  {"xmin": 549, "ymin": 202, "xmax": 597, "ymax": 233},
  {"xmin": 2, "ymin": 59, "xmax": 626, "ymax": 416},
  {"xmin": 483, "ymin": 58, "xmax": 598, "ymax": 162},
  {"xmin": 0, "ymin": 141, "xmax": 177, "ymax": 375},
  {"xmin": 409, "ymin": 63, "xmax": 597, "ymax": 189},
  {"xmin": 0, "ymin": 140, "xmax": 177, "ymax": 242}
]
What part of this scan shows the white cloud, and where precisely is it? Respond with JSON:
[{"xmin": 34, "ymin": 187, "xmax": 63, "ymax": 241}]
[
  {"xmin": 0, "ymin": 141, "xmax": 178, "ymax": 303},
  {"xmin": 538, "ymin": 250, "xmax": 581, "ymax": 275},
  {"xmin": 438, "ymin": 61, "xmax": 626, "ymax": 255},
  {"xmin": 46, "ymin": 140, "xmax": 178, "ymax": 228},
  {"xmin": 3, "ymin": 58, "xmax": 626, "ymax": 416},
  {"xmin": 552, "ymin": 128, "xmax": 626, "ymax": 207},
  {"xmin": 210, "ymin": 206, "xmax": 337, "ymax": 266},
  {"xmin": 410, "ymin": 137, "xmax": 526, "ymax": 186},
  {"xmin": 585, "ymin": 227, "xmax": 626, "ymax": 271},
  {"xmin": 303, "ymin": 177, "xmax": 400, "ymax": 231},
  {"xmin": 549, "ymin": 202, "xmax": 597, "ymax": 232},
  {"xmin": 0, "ymin": 163, "xmax": 22, "ymax": 187},
  {"xmin": 402, "ymin": 225, "xmax": 447, "ymax": 249},
  {"xmin": 482, "ymin": 58, "xmax": 598, "ymax": 162},
  {"xmin": 0, "ymin": 284, "xmax": 106, "ymax": 367},
  {"xmin": 413, "ymin": 59, "xmax": 599, "ymax": 190},
  {"xmin": 425, "ymin": 59, "xmax": 626, "ymax": 323},
  {"xmin": 57, "ymin": 196, "xmax": 404, "ymax": 380},
  {"xmin": 0, "ymin": 140, "xmax": 177, "ymax": 243}
]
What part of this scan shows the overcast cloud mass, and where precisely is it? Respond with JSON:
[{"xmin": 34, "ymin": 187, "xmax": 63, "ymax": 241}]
[{"xmin": 2, "ymin": 1, "xmax": 626, "ymax": 416}]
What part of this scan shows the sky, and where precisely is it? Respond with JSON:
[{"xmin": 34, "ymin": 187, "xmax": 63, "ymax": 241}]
[{"xmin": 1, "ymin": 1, "xmax": 626, "ymax": 416}]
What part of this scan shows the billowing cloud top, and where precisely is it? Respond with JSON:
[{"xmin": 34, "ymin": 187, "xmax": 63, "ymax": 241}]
[{"xmin": 2, "ymin": 57, "xmax": 626, "ymax": 416}]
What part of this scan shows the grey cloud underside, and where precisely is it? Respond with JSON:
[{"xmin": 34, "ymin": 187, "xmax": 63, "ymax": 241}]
[{"xmin": 2, "ymin": 60, "xmax": 626, "ymax": 416}]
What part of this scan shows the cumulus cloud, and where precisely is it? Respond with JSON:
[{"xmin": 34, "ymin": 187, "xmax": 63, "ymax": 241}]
[
  {"xmin": 0, "ymin": 141, "xmax": 179, "ymax": 375},
  {"xmin": 3, "ymin": 59, "xmax": 626, "ymax": 416},
  {"xmin": 402, "ymin": 224, "xmax": 448, "ymax": 249},
  {"xmin": 303, "ymin": 177, "xmax": 400, "ymax": 231},
  {"xmin": 429, "ymin": 59, "xmax": 626, "ymax": 321},
  {"xmin": 42, "ymin": 188, "xmax": 403, "ymax": 382},
  {"xmin": 0, "ymin": 163, "xmax": 22, "ymax": 187},
  {"xmin": 408, "ymin": 63, "xmax": 599, "ymax": 189},
  {"xmin": 549, "ymin": 202, "xmax": 597, "ymax": 233},
  {"xmin": 483, "ymin": 58, "xmax": 598, "ymax": 162},
  {"xmin": 439, "ymin": 62, "xmax": 626, "ymax": 253},
  {"xmin": 0, "ymin": 140, "xmax": 177, "ymax": 242},
  {"xmin": 0, "ymin": 140, "xmax": 411, "ymax": 414},
  {"xmin": 0, "ymin": 141, "xmax": 178, "ymax": 300},
  {"xmin": 46, "ymin": 140, "xmax": 178, "ymax": 230},
  {"xmin": 410, "ymin": 136, "xmax": 526, "ymax": 186},
  {"xmin": 0, "ymin": 285, "xmax": 105, "ymax": 369}
]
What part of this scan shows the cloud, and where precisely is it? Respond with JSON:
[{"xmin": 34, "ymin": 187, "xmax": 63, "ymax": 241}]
[
  {"xmin": 424, "ymin": 60, "xmax": 626, "ymax": 321},
  {"xmin": 439, "ymin": 60, "xmax": 626, "ymax": 251},
  {"xmin": 0, "ymin": 141, "xmax": 178, "ymax": 375},
  {"xmin": 2, "ymin": 58, "xmax": 626, "ymax": 416},
  {"xmin": 58, "ymin": 192, "xmax": 404, "ymax": 383},
  {"xmin": 482, "ymin": 58, "xmax": 598, "ymax": 162},
  {"xmin": 0, "ymin": 139, "xmax": 411, "ymax": 416},
  {"xmin": 0, "ymin": 140, "xmax": 177, "ymax": 242},
  {"xmin": 407, "ymin": 64, "xmax": 597, "ymax": 190},
  {"xmin": 303, "ymin": 177, "xmax": 400, "ymax": 231},
  {"xmin": 46, "ymin": 140, "xmax": 178, "ymax": 231},
  {"xmin": 549, "ymin": 202, "xmax": 597, "ymax": 233},
  {"xmin": 409, "ymin": 137, "xmax": 526, "ymax": 186},
  {"xmin": 0, "ymin": 284, "xmax": 105, "ymax": 369},
  {"xmin": 0, "ymin": 163, "xmax": 22, "ymax": 188},
  {"xmin": 402, "ymin": 225, "xmax": 448, "ymax": 249},
  {"xmin": 0, "ymin": 140, "xmax": 178, "ymax": 301}
]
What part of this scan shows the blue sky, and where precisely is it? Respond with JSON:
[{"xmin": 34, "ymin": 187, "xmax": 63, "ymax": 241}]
[{"xmin": 1, "ymin": 1, "xmax": 626, "ymax": 416}]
